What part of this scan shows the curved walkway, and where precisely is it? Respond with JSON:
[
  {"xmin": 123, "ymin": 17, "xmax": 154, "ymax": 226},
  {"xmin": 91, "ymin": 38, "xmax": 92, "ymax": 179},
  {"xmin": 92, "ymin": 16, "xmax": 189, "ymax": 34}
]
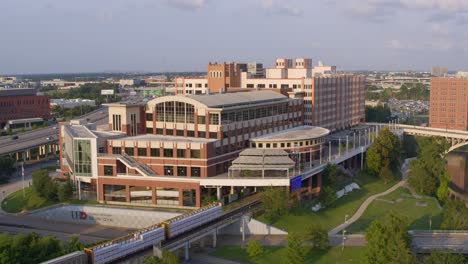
[
  {"xmin": 328, "ymin": 180, "xmax": 405, "ymax": 235},
  {"xmin": 328, "ymin": 159, "xmax": 413, "ymax": 236}
]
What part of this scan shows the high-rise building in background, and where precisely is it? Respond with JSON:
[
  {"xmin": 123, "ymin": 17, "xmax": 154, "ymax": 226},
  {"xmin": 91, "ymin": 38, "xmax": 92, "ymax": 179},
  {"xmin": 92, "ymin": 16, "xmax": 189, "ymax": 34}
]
[
  {"xmin": 431, "ymin": 66, "xmax": 448, "ymax": 77},
  {"xmin": 430, "ymin": 77, "xmax": 468, "ymax": 131},
  {"xmin": 176, "ymin": 58, "xmax": 365, "ymax": 132}
]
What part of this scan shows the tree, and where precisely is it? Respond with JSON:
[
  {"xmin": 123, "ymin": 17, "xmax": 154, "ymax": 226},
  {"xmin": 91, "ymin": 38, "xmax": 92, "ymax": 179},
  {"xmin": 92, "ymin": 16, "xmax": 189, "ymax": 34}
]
[
  {"xmin": 307, "ymin": 224, "xmax": 329, "ymax": 250},
  {"xmin": 408, "ymin": 137, "xmax": 449, "ymax": 196},
  {"xmin": 260, "ymin": 186, "xmax": 289, "ymax": 222},
  {"xmin": 58, "ymin": 180, "xmax": 73, "ymax": 202},
  {"xmin": 161, "ymin": 250, "xmax": 179, "ymax": 264},
  {"xmin": 246, "ymin": 240, "xmax": 263, "ymax": 257},
  {"xmin": 365, "ymin": 128, "xmax": 400, "ymax": 183},
  {"xmin": 441, "ymin": 199, "xmax": 468, "ymax": 230},
  {"xmin": 143, "ymin": 256, "xmax": 162, "ymax": 264},
  {"xmin": 63, "ymin": 237, "xmax": 82, "ymax": 253},
  {"xmin": 365, "ymin": 105, "xmax": 391, "ymax": 123},
  {"xmin": 318, "ymin": 186, "xmax": 336, "ymax": 208},
  {"xmin": 32, "ymin": 169, "xmax": 58, "ymax": 201},
  {"xmin": 402, "ymin": 135, "xmax": 418, "ymax": 158},
  {"xmin": 0, "ymin": 156, "xmax": 16, "ymax": 181},
  {"xmin": 423, "ymin": 251, "xmax": 467, "ymax": 264},
  {"xmin": 365, "ymin": 212, "xmax": 414, "ymax": 264},
  {"xmin": 285, "ymin": 232, "xmax": 307, "ymax": 264}
]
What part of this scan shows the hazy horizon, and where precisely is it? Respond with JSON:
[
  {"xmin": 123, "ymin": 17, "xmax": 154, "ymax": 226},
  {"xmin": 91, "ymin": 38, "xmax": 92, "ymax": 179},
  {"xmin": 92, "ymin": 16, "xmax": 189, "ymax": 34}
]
[{"xmin": 2, "ymin": 0, "xmax": 468, "ymax": 74}]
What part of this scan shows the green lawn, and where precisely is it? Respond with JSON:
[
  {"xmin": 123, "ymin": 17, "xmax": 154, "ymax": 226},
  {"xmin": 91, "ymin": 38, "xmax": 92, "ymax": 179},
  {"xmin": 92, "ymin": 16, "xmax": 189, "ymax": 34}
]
[
  {"xmin": 1, "ymin": 187, "xmax": 55, "ymax": 213},
  {"xmin": 258, "ymin": 172, "xmax": 398, "ymax": 232},
  {"xmin": 210, "ymin": 246, "xmax": 365, "ymax": 264},
  {"xmin": 346, "ymin": 187, "xmax": 442, "ymax": 233}
]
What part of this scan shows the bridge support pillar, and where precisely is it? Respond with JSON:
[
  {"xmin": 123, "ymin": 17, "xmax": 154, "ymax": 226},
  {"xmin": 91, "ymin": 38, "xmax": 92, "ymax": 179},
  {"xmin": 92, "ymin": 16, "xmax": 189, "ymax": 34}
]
[
  {"xmin": 184, "ymin": 242, "xmax": 189, "ymax": 261},
  {"xmin": 216, "ymin": 187, "xmax": 221, "ymax": 201},
  {"xmin": 212, "ymin": 230, "xmax": 217, "ymax": 248},
  {"xmin": 153, "ymin": 245, "xmax": 163, "ymax": 259}
]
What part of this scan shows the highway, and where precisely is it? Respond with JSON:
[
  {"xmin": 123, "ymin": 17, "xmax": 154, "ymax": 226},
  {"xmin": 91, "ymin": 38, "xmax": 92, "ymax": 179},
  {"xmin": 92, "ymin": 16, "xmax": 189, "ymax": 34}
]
[{"xmin": 0, "ymin": 107, "xmax": 108, "ymax": 156}]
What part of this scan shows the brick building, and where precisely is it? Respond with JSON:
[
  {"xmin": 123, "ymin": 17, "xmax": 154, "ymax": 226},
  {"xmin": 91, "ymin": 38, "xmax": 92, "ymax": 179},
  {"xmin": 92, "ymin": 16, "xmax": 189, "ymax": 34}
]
[
  {"xmin": 0, "ymin": 88, "xmax": 50, "ymax": 128},
  {"xmin": 59, "ymin": 91, "xmax": 333, "ymax": 208},
  {"xmin": 429, "ymin": 77, "xmax": 468, "ymax": 131}
]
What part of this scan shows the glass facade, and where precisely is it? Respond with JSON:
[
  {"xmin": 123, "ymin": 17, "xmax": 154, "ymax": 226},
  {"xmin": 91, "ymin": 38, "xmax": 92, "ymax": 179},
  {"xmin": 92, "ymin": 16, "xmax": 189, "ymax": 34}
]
[{"xmin": 73, "ymin": 139, "xmax": 92, "ymax": 177}]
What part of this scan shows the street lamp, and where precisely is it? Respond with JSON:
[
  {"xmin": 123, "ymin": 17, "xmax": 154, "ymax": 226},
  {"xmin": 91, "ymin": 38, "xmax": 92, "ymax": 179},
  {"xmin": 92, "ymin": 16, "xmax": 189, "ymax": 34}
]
[{"xmin": 342, "ymin": 230, "xmax": 347, "ymax": 251}]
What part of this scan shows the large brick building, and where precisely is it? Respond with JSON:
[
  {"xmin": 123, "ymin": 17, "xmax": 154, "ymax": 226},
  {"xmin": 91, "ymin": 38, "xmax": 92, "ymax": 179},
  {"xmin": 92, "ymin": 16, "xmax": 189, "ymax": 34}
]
[
  {"xmin": 59, "ymin": 91, "xmax": 334, "ymax": 208},
  {"xmin": 429, "ymin": 77, "xmax": 468, "ymax": 131},
  {"xmin": 0, "ymin": 88, "xmax": 50, "ymax": 128}
]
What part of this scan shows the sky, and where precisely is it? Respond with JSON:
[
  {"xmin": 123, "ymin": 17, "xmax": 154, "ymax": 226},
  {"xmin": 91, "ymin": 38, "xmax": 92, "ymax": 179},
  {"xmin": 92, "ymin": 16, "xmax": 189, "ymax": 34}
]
[{"xmin": 1, "ymin": 0, "xmax": 468, "ymax": 74}]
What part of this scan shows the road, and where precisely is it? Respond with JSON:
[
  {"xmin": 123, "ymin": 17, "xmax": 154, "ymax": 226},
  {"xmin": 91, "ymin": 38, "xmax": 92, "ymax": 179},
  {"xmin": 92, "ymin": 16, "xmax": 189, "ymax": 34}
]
[
  {"xmin": 0, "ymin": 106, "xmax": 108, "ymax": 156},
  {"xmin": 0, "ymin": 160, "xmax": 134, "ymax": 243}
]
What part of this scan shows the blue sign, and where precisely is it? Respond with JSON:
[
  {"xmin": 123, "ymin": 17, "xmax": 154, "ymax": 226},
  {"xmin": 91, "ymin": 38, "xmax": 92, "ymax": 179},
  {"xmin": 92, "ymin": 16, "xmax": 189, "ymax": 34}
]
[{"xmin": 290, "ymin": 175, "xmax": 302, "ymax": 192}]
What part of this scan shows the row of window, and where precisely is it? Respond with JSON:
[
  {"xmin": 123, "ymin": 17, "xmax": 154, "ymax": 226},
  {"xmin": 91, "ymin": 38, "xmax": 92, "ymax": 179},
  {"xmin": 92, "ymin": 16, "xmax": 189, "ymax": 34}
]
[
  {"xmin": 252, "ymin": 138, "xmax": 324, "ymax": 149},
  {"xmin": 112, "ymin": 147, "xmax": 201, "ymax": 158},
  {"xmin": 164, "ymin": 166, "xmax": 201, "ymax": 177},
  {"xmin": 0, "ymin": 99, "xmax": 49, "ymax": 107}
]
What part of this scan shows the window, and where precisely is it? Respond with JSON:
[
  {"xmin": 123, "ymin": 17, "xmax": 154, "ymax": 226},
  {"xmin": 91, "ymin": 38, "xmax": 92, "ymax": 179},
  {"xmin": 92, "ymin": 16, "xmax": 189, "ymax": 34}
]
[
  {"xmin": 209, "ymin": 113, "xmax": 219, "ymax": 125},
  {"xmin": 177, "ymin": 149, "xmax": 186, "ymax": 158},
  {"xmin": 191, "ymin": 167, "xmax": 201, "ymax": 177},
  {"xmin": 209, "ymin": 132, "xmax": 218, "ymax": 139},
  {"xmin": 177, "ymin": 166, "xmax": 187, "ymax": 176},
  {"xmin": 146, "ymin": 113, "xmax": 153, "ymax": 121},
  {"xmin": 190, "ymin": 149, "xmax": 201, "ymax": 158},
  {"xmin": 138, "ymin": 148, "xmax": 147, "ymax": 156},
  {"xmin": 198, "ymin": 115, "xmax": 206, "ymax": 124},
  {"xmin": 166, "ymin": 129, "xmax": 173, "ymax": 135},
  {"xmin": 125, "ymin": 147, "xmax": 134, "ymax": 156},
  {"xmin": 150, "ymin": 148, "xmax": 160, "ymax": 157},
  {"xmin": 146, "ymin": 127, "xmax": 153, "ymax": 134},
  {"xmin": 112, "ymin": 114, "xmax": 121, "ymax": 131},
  {"xmin": 156, "ymin": 128, "xmax": 163, "ymax": 135},
  {"xmin": 164, "ymin": 166, "xmax": 173, "ymax": 176},
  {"xmin": 176, "ymin": 130, "xmax": 184, "ymax": 136},
  {"xmin": 73, "ymin": 139, "xmax": 92, "ymax": 177},
  {"xmin": 198, "ymin": 131, "xmax": 206, "ymax": 138},
  {"xmin": 104, "ymin": 166, "xmax": 113, "ymax": 176},
  {"xmin": 112, "ymin": 147, "xmax": 121, "ymax": 154},
  {"xmin": 187, "ymin": 131, "xmax": 195, "ymax": 137},
  {"xmin": 163, "ymin": 149, "xmax": 173, "ymax": 157}
]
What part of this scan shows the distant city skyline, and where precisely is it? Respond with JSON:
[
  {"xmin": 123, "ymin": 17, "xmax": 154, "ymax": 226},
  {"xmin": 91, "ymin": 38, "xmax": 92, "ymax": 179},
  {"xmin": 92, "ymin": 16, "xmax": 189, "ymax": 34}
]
[{"xmin": 2, "ymin": 0, "xmax": 468, "ymax": 74}]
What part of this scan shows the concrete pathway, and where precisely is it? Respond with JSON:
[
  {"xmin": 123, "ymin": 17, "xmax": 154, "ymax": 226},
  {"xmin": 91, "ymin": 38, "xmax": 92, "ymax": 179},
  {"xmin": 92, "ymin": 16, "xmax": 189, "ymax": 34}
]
[
  {"xmin": 328, "ymin": 158, "xmax": 414, "ymax": 236},
  {"xmin": 328, "ymin": 180, "xmax": 405, "ymax": 235}
]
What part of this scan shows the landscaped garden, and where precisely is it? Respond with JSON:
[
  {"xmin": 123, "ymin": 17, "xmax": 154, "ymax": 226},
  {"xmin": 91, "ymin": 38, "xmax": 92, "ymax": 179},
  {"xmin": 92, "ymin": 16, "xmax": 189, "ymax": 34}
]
[
  {"xmin": 210, "ymin": 245, "xmax": 365, "ymax": 264},
  {"xmin": 257, "ymin": 172, "xmax": 399, "ymax": 232},
  {"xmin": 346, "ymin": 187, "xmax": 443, "ymax": 233}
]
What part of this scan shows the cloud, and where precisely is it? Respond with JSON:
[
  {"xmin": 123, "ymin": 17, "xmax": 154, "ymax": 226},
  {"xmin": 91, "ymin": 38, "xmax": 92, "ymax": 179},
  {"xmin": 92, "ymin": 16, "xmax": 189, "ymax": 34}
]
[
  {"xmin": 262, "ymin": 0, "xmax": 303, "ymax": 17},
  {"xmin": 163, "ymin": 0, "xmax": 208, "ymax": 11},
  {"xmin": 334, "ymin": 0, "xmax": 468, "ymax": 23},
  {"xmin": 385, "ymin": 38, "xmax": 455, "ymax": 51}
]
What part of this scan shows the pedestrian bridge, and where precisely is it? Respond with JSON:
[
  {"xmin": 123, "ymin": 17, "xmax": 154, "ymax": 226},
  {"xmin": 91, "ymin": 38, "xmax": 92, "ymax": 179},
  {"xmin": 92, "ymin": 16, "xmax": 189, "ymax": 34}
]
[{"xmin": 366, "ymin": 122, "xmax": 468, "ymax": 152}]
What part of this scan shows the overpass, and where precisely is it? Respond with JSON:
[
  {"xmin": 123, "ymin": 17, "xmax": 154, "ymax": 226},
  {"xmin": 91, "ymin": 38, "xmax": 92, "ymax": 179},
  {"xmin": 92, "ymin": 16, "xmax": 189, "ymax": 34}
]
[
  {"xmin": 0, "ymin": 107, "xmax": 108, "ymax": 162},
  {"xmin": 366, "ymin": 122, "xmax": 468, "ymax": 152}
]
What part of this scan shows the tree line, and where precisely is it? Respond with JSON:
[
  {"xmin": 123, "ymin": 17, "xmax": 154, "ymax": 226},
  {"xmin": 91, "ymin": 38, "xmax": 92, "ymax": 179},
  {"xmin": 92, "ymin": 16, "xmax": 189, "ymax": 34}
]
[
  {"xmin": 32, "ymin": 169, "xmax": 73, "ymax": 203},
  {"xmin": 366, "ymin": 83, "xmax": 429, "ymax": 102},
  {"xmin": 46, "ymin": 83, "xmax": 120, "ymax": 105},
  {"xmin": 0, "ymin": 233, "xmax": 81, "ymax": 264}
]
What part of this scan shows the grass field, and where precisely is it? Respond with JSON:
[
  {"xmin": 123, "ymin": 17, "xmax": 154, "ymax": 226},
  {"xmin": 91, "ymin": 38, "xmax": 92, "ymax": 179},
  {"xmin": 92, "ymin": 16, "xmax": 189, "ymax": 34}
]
[
  {"xmin": 346, "ymin": 187, "xmax": 442, "ymax": 233},
  {"xmin": 210, "ymin": 246, "xmax": 365, "ymax": 264},
  {"xmin": 258, "ymin": 172, "xmax": 399, "ymax": 232},
  {"xmin": 1, "ymin": 187, "xmax": 55, "ymax": 213}
]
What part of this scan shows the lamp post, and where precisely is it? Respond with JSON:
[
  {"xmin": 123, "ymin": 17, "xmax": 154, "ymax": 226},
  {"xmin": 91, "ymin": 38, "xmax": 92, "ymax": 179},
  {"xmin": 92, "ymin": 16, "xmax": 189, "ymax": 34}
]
[
  {"xmin": 342, "ymin": 230, "xmax": 347, "ymax": 251},
  {"xmin": 338, "ymin": 137, "xmax": 341, "ymax": 157}
]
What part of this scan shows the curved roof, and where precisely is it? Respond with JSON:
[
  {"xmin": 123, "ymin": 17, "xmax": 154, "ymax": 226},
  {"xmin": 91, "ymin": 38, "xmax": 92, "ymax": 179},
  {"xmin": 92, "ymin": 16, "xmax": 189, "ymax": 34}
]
[
  {"xmin": 251, "ymin": 126, "xmax": 330, "ymax": 143},
  {"xmin": 147, "ymin": 91, "xmax": 288, "ymax": 110}
]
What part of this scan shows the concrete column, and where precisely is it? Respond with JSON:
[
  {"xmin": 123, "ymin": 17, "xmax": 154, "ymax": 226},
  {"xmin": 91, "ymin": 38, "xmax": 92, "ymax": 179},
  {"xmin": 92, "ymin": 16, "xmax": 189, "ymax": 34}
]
[
  {"xmin": 125, "ymin": 185, "xmax": 131, "ymax": 203},
  {"xmin": 195, "ymin": 187, "xmax": 201, "ymax": 208},
  {"xmin": 152, "ymin": 187, "xmax": 157, "ymax": 205},
  {"xmin": 216, "ymin": 187, "xmax": 222, "ymax": 201},
  {"xmin": 178, "ymin": 189, "xmax": 184, "ymax": 206},
  {"xmin": 212, "ymin": 230, "xmax": 217, "ymax": 248},
  {"xmin": 230, "ymin": 186, "xmax": 234, "ymax": 195},
  {"xmin": 307, "ymin": 177, "xmax": 312, "ymax": 200},
  {"xmin": 184, "ymin": 242, "xmax": 189, "ymax": 261}
]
